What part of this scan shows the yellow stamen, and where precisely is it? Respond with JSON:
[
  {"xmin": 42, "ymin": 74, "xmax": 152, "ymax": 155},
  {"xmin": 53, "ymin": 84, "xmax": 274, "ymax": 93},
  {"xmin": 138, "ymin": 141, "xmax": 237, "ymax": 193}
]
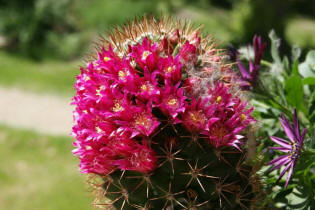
[
  {"xmin": 118, "ymin": 70, "xmax": 126, "ymax": 78},
  {"xmin": 142, "ymin": 51, "xmax": 151, "ymax": 60},
  {"xmin": 240, "ymin": 114, "xmax": 246, "ymax": 121},
  {"xmin": 189, "ymin": 111, "xmax": 205, "ymax": 124},
  {"xmin": 96, "ymin": 85, "xmax": 105, "ymax": 96},
  {"xmin": 134, "ymin": 113, "xmax": 151, "ymax": 128},
  {"xmin": 83, "ymin": 110, "xmax": 88, "ymax": 114},
  {"xmin": 141, "ymin": 84, "xmax": 148, "ymax": 91},
  {"xmin": 216, "ymin": 96, "xmax": 222, "ymax": 103},
  {"xmin": 112, "ymin": 101, "xmax": 124, "ymax": 112},
  {"xmin": 84, "ymin": 76, "xmax": 90, "ymax": 81},
  {"xmin": 168, "ymin": 98, "xmax": 177, "ymax": 106},
  {"xmin": 96, "ymin": 126, "xmax": 102, "ymax": 133},
  {"xmin": 104, "ymin": 56, "xmax": 111, "ymax": 62},
  {"xmin": 130, "ymin": 60, "xmax": 136, "ymax": 68},
  {"xmin": 166, "ymin": 66, "xmax": 174, "ymax": 73}
]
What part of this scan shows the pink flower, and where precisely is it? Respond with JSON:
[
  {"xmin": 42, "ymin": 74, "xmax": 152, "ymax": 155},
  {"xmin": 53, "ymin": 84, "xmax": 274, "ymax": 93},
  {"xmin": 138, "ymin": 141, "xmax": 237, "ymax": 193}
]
[
  {"xmin": 182, "ymin": 98, "xmax": 214, "ymax": 133},
  {"xmin": 115, "ymin": 103, "xmax": 160, "ymax": 137},
  {"xmin": 129, "ymin": 38, "xmax": 159, "ymax": 71},
  {"xmin": 158, "ymin": 55, "xmax": 182, "ymax": 83},
  {"xmin": 134, "ymin": 68, "xmax": 160, "ymax": 102},
  {"xmin": 115, "ymin": 142, "xmax": 157, "ymax": 173},
  {"xmin": 205, "ymin": 83, "xmax": 255, "ymax": 149},
  {"xmin": 158, "ymin": 37, "xmax": 173, "ymax": 55},
  {"xmin": 158, "ymin": 82, "xmax": 186, "ymax": 118},
  {"xmin": 178, "ymin": 42, "xmax": 198, "ymax": 65}
]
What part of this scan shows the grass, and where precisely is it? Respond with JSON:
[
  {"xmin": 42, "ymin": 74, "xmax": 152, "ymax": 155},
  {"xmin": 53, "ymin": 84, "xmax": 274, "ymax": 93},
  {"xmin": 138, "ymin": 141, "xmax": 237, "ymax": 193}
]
[
  {"xmin": 0, "ymin": 125, "xmax": 93, "ymax": 210},
  {"xmin": 0, "ymin": 51, "xmax": 79, "ymax": 96}
]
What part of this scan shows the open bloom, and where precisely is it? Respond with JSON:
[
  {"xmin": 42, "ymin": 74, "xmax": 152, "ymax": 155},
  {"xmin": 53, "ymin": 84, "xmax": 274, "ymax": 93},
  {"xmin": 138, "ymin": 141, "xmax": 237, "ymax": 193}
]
[
  {"xmin": 237, "ymin": 35, "xmax": 267, "ymax": 89},
  {"xmin": 268, "ymin": 109, "xmax": 307, "ymax": 187}
]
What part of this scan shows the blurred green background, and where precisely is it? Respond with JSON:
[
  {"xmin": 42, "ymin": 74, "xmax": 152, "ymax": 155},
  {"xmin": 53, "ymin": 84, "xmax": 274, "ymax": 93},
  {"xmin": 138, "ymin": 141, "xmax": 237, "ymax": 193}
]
[{"xmin": 0, "ymin": 0, "xmax": 314, "ymax": 209}]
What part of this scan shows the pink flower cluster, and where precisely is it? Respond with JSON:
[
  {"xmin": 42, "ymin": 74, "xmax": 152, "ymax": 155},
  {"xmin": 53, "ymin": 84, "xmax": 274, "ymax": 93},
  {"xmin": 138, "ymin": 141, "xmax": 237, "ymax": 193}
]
[{"xmin": 72, "ymin": 35, "xmax": 254, "ymax": 175}]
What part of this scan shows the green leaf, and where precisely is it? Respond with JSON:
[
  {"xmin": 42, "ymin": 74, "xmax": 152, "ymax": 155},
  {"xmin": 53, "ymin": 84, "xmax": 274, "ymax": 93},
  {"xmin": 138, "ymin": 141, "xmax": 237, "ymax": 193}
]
[
  {"xmin": 285, "ymin": 75, "xmax": 305, "ymax": 112},
  {"xmin": 274, "ymin": 187, "xmax": 293, "ymax": 203},
  {"xmin": 299, "ymin": 50, "xmax": 315, "ymax": 78},
  {"xmin": 292, "ymin": 60, "xmax": 299, "ymax": 76},
  {"xmin": 269, "ymin": 30, "xmax": 282, "ymax": 64},
  {"xmin": 283, "ymin": 56, "xmax": 290, "ymax": 74},
  {"xmin": 303, "ymin": 77, "xmax": 315, "ymax": 85},
  {"xmin": 291, "ymin": 44, "xmax": 301, "ymax": 62}
]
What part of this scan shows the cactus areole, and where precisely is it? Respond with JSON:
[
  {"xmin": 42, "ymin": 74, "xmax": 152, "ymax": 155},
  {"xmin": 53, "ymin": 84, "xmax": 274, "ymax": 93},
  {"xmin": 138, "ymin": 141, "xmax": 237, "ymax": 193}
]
[{"xmin": 72, "ymin": 17, "xmax": 262, "ymax": 209}]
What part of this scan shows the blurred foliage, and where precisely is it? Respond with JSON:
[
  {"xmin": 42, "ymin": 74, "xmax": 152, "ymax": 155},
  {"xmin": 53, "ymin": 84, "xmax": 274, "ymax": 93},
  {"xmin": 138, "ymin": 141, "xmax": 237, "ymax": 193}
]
[
  {"xmin": 231, "ymin": 0, "xmax": 289, "ymax": 44},
  {"xmin": 0, "ymin": 0, "xmax": 86, "ymax": 60},
  {"xmin": 286, "ymin": 17, "xmax": 315, "ymax": 49},
  {"xmin": 0, "ymin": 125, "xmax": 93, "ymax": 210},
  {"xmin": 0, "ymin": 0, "xmax": 314, "ymax": 60}
]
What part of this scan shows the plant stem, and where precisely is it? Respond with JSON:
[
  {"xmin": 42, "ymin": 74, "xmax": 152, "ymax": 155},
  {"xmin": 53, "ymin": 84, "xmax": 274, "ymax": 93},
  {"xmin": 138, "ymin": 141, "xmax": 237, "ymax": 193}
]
[{"xmin": 261, "ymin": 60, "xmax": 273, "ymax": 67}]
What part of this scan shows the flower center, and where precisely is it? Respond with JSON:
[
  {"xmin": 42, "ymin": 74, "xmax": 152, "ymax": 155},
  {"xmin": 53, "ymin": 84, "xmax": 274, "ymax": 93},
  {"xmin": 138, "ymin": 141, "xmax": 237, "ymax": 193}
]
[
  {"xmin": 96, "ymin": 85, "xmax": 105, "ymax": 96},
  {"xmin": 188, "ymin": 111, "xmax": 206, "ymax": 124},
  {"xmin": 112, "ymin": 101, "xmax": 124, "ymax": 112},
  {"xmin": 118, "ymin": 70, "xmax": 130, "ymax": 79},
  {"xmin": 95, "ymin": 126, "xmax": 102, "ymax": 134},
  {"xmin": 289, "ymin": 142, "xmax": 299, "ymax": 159},
  {"xmin": 211, "ymin": 124, "xmax": 227, "ymax": 140},
  {"xmin": 142, "ymin": 51, "xmax": 151, "ymax": 60},
  {"xmin": 216, "ymin": 96, "xmax": 222, "ymax": 103},
  {"xmin": 141, "ymin": 84, "xmax": 148, "ymax": 91},
  {"xmin": 134, "ymin": 113, "xmax": 152, "ymax": 129},
  {"xmin": 166, "ymin": 65, "xmax": 175, "ymax": 73},
  {"xmin": 104, "ymin": 56, "xmax": 111, "ymax": 62},
  {"xmin": 168, "ymin": 98, "xmax": 178, "ymax": 106},
  {"xmin": 240, "ymin": 114, "xmax": 246, "ymax": 121}
]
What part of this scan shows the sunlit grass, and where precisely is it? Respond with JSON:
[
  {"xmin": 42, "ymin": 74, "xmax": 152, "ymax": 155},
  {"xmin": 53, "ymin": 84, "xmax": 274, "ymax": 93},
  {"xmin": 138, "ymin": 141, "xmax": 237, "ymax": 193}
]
[
  {"xmin": 0, "ymin": 51, "xmax": 79, "ymax": 96},
  {"xmin": 0, "ymin": 125, "xmax": 93, "ymax": 210}
]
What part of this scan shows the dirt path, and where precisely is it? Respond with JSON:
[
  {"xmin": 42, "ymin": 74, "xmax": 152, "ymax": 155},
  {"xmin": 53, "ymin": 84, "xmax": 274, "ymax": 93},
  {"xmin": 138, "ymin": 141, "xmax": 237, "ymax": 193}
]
[{"xmin": 0, "ymin": 86, "xmax": 73, "ymax": 135}]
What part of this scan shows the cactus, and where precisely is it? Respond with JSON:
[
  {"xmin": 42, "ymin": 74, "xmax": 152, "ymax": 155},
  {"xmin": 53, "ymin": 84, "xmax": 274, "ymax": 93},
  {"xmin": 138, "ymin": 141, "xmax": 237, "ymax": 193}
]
[{"xmin": 72, "ymin": 17, "xmax": 264, "ymax": 209}]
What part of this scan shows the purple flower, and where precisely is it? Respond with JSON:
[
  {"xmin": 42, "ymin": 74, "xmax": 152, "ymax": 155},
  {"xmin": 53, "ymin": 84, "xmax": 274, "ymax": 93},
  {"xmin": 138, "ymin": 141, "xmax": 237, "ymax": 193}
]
[
  {"xmin": 268, "ymin": 109, "xmax": 307, "ymax": 187},
  {"xmin": 237, "ymin": 35, "xmax": 267, "ymax": 89}
]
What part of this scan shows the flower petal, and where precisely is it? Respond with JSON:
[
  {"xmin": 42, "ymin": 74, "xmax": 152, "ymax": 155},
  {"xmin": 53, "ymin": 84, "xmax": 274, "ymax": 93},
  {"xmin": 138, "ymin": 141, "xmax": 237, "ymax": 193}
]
[
  {"xmin": 270, "ymin": 147, "xmax": 290, "ymax": 152},
  {"xmin": 276, "ymin": 162, "xmax": 292, "ymax": 184},
  {"xmin": 270, "ymin": 136, "xmax": 291, "ymax": 149},
  {"xmin": 293, "ymin": 109, "xmax": 301, "ymax": 140},
  {"xmin": 237, "ymin": 59, "xmax": 252, "ymax": 80},
  {"xmin": 268, "ymin": 154, "xmax": 289, "ymax": 165},
  {"xmin": 284, "ymin": 164, "xmax": 294, "ymax": 188},
  {"xmin": 279, "ymin": 114, "xmax": 296, "ymax": 142},
  {"xmin": 270, "ymin": 158, "xmax": 291, "ymax": 172}
]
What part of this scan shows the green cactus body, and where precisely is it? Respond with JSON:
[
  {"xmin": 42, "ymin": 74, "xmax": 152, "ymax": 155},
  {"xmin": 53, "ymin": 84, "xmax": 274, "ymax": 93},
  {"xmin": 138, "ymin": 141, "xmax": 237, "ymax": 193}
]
[{"xmin": 97, "ymin": 133, "xmax": 261, "ymax": 209}]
